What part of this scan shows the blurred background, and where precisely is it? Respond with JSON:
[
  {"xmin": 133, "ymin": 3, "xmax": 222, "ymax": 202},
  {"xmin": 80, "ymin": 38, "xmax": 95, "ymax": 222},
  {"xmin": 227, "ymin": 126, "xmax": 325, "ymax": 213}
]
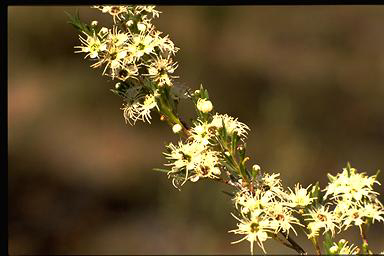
[{"xmin": 8, "ymin": 5, "xmax": 384, "ymax": 254}]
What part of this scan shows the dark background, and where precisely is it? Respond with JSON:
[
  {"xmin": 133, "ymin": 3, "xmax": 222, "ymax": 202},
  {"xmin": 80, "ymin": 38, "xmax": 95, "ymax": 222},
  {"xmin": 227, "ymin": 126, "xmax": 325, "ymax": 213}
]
[{"xmin": 8, "ymin": 5, "xmax": 384, "ymax": 254}]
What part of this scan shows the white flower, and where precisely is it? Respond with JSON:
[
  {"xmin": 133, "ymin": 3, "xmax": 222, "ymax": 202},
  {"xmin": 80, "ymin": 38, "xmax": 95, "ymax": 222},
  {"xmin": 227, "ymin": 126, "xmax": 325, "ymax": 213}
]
[
  {"xmin": 98, "ymin": 45, "xmax": 128, "ymax": 79},
  {"xmin": 146, "ymin": 55, "xmax": 178, "ymax": 86},
  {"xmin": 287, "ymin": 183, "xmax": 313, "ymax": 208},
  {"xmin": 188, "ymin": 121, "xmax": 217, "ymax": 146},
  {"xmin": 164, "ymin": 139, "xmax": 221, "ymax": 187},
  {"xmin": 261, "ymin": 173, "xmax": 287, "ymax": 199},
  {"xmin": 93, "ymin": 5, "xmax": 130, "ymax": 23},
  {"xmin": 107, "ymin": 26, "xmax": 129, "ymax": 46},
  {"xmin": 128, "ymin": 32, "xmax": 158, "ymax": 60},
  {"xmin": 134, "ymin": 5, "xmax": 161, "ymax": 19},
  {"xmin": 304, "ymin": 206, "xmax": 339, "ymax": 238},
  {"xmin": 229, "ymin": 213, "xmax": 274, "ymax": 254},
  {"xmin": 74, "ymin": 32, "xmax": 107, "ymax": 59},
  {"xmin": 211, "ymin": 113, "xmax": 250, "ymax": 137},
  {"xmin": 122, "ymin": 91, "xmax": 159, "ymax": 125}
]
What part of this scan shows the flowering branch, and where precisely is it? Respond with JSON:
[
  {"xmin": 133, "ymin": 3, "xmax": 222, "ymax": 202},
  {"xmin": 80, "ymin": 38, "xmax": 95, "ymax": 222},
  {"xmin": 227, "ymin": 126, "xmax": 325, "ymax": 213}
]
[{"xmin": 68, "ymin": 5, "xmax": 384, "ymax": 255}]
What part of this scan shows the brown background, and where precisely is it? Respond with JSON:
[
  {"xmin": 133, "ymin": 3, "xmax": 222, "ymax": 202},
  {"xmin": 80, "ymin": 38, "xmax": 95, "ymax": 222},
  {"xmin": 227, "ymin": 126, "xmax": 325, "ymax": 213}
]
[{"xmin": 8, "ymin": 5, "xmax": 384, "ymax": 254}]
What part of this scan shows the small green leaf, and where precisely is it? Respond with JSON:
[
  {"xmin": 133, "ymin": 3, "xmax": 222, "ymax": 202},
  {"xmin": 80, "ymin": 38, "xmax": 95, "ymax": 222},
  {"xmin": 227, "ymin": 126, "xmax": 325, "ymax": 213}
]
[
  {"xmin": 231, "ymin": 132, "xmax": 239, "ymax": 153},
  {"xmin": 310, "ymin": 181, "xmax": 322, "ymax": 205},
  {"xmin": 65, "ymin": 10, "xmax": 93, "ymax": 36},
  {"xmin": 323, "ymin": 231, "xmax": 333, "ymax": 255},
  {"xmin": 221, "ymin": 190, "xmax": 235, "ymax": 197},
  {"xmin": 153, "ymin": 168, "xmax": 170, "ymax": 173}
]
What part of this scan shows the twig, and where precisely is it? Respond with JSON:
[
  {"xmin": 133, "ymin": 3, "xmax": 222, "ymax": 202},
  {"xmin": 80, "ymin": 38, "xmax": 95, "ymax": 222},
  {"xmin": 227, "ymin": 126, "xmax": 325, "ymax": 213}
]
[{"xmin": 281, "ymin": 231, "xmax": 307, "ymax": 255}]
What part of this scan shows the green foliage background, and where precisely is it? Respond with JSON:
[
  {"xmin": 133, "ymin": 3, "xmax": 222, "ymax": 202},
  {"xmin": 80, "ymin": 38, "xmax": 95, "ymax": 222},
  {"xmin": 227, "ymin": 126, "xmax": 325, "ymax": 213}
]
[{"xmin": 8, "ymin": 6, "xmax": 384, "ymax": 254}]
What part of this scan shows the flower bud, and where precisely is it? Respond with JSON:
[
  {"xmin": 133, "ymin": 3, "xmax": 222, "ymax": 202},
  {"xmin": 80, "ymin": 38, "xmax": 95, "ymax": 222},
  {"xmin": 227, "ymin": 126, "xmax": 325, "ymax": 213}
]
[
  {"xmin": 190, "ymin": 176, "xmax": 199, "ymax": 182},
  {"xmin": 98, "ymin": 27, "xmax": 108, "ymax": 37},
  {"xmin": 197, "ymin": 98, "xmax": 213, "ymax": 113},
  {"xmin": 172, "ymin": 124, "xmax": 182, "ymax": 134},
  {"xmin": 212, "ymin": 167, "xmax": 221, "ymax": 176},
  {"xmin": 126, "ymin": 20, "xmax": 134, "ymax": 27},
  {"xmin": 137, "ymin": 22, "xmax": 146, "ymax": 31},
  {"xmin": 252, "ymin": 164, "xmax": 261, "ymax": 172},
  {"xmin": 91, "ymin": 20, "xmax": 98, "ymax": 26},
  {"xmin": 330, "ymin": 245, "xmax": 339, "ymax": 254}
]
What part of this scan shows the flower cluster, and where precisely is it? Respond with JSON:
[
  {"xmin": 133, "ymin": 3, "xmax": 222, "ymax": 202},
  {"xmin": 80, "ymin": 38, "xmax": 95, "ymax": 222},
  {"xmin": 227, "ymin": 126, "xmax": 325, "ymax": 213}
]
[
  {"xmin": 164, "ymin": 139, "xmax": 222, "ymax": 187},
  {"xmin": 300, "ymin": 165, "xmax": 384, "ymax": 247},
  {"xmin": 164, "ymin": 110, "xmax": 250, "ymax": 188},
  {"xmin": 324, "ymin": 165, "xmax": 384, "ymax": 232},
  {"xmin": 230, "ymin": 172, "xmax": 313, "ymax": 253},
  {"xmin": 74, "ymin": 5, "xmax": 179, "ymax": 125}
]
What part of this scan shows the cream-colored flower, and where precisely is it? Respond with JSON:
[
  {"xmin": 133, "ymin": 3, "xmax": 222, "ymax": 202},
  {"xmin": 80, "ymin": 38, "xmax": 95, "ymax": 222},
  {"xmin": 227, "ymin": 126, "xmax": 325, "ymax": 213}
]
[
  {"xmin": 134, "ymin": 5, "xmax": 161, "ymax": 19},
  {"xmin": 234, "ymin": 190, "xmax": 263, "ymax": 215},
  {"xmin": 261, "ymin": 173, "xmax": 287, "ymax": 199},
  {"xmin": 107, "ymin": 26, "xmax": 129, "ymax": 47},
  {"xmin": 128, "ymin": 32, "xmax": 158, "ymax": 60},
  {"xmin": 341, "ymin": 201, "xmax": 384, "ymax": 231},
  {"xmin": 122, "ymin": 91, "xmax": 159, "ymax": 125},
  {"xmin": 157, "ymin": 33, "xmax": 179, "ymax": 55},
  {"xmin": 188, "ymin": 121, "xmax": 217, "ymax": 146},
  {"xmin": 265, "ymin": 202, "xmax": 302, "ymax": 236},
  {"xmin": 117, "ymin": 64, "xmax": 139, "ymax": 81},
  {"xmin": 229, "ymin": 213, "xmax": 274, "ymax": 254},
  {"xmin": 74, "ymin": 32, "xmax": 107, "ymax": 59},
  {"xmin": 287, "ymin": 183, "xmax": 314, "ymax": 208},
  {"xmin": 93, "ymin": 5, "xmax": 131, "ymax": 23},
  {"xmin": 98, "ymin": 45, "xmax": 128, "ymax": 78},
  {"xmin": 211, "ymin": 113, "xmax": 250, "ymax": 138},
  {"xmin": 146, "ymin": 55, "xmax": 178, "ymax": 86},
  {"xmin": 164, "ymin": 139, "xmax": 221, "ymax": 187},
  {"xmin": 189, "ymin": 150, "xmax": 221, "ymax": 182},
  {"xmin": 305, "ymin": 206, "xmax": 339, "ymax": 238},
  {"xmin": 363, "ymin": 201, "xmax": 384, "ymax": 223}
]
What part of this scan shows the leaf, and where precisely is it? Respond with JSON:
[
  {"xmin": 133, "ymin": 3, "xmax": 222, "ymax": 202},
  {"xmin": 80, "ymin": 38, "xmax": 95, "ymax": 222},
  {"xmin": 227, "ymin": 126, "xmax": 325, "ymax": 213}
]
[
  {"xmin": 221, "ymin": 118, "xmax": 227, "ymax": 142},
  {"xmin": 153, "ymin": 168, "xmax": 170, "ymax": 173},
  {"xmin": 231, "ymin": 132, "xmax": 239, "ymax": 153},
  {"xmin": 310, "ymin": 181, "xmax": 322, "ymax": 206},
  {"xmin": 322, "ymin": 231, "xmax": 333, "ymax": 255},
  {"xmin": 110, "ymin": 88, "xmax": 125, "ymax": 98},
  {"xmin": 65, "ymin": 10, "xmax": 93, "ymax": 35},
  {"xmin": 221, "ymin": 190, "xmax": 235, "ymax": 197}
]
